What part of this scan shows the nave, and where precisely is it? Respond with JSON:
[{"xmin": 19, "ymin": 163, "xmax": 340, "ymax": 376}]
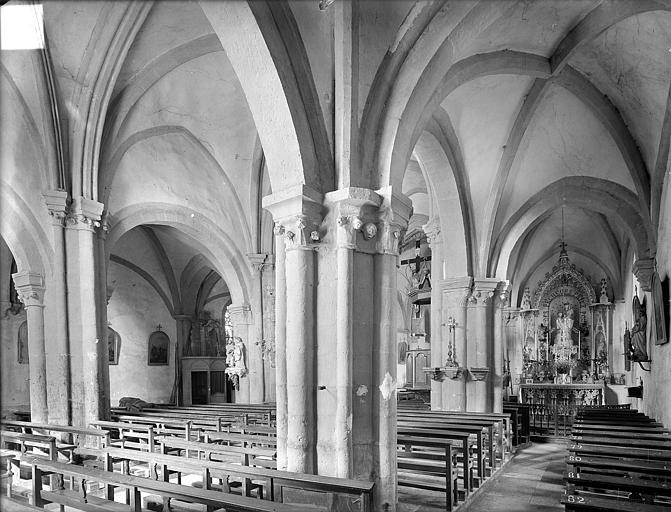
[{"xmin": 2, "ymin": 0, "xmax": 671, "ymax": 511}]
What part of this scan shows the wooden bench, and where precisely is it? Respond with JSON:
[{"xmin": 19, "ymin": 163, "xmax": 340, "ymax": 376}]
[
  {"xmin": 0, "ymin": 496, "xmax": 45, "ymax": 512},
  {"xmin": 73, "ymin": 446, "xmax": 373, "ymax": 511},
  {"xmin": 565, "ymin": 454, "xmax": 671, "ymax": 479},
  {"xmin": 398, "ymin": 418, "xmax": 495, "ymax": 472},
  {"xmin": 568, "ymin": 441, "xmax": 671, "ymax": 462},
  {"xmin": 156, "ymin": 436, "xmax": 276, "ymax": 468},
  {"xmin": 570, "ymin": 434, "xmax": 671, "ymax": 450},
  {"xmin": 27, "ymin": 456, "xmax": 299, "ymax": 512},
  {"xmin": 204, "ymin": 431, "xmax": 277, "ymax": 449},
  {"xmin": 564, "ymin": 470, "xmax": 671, "ymax": 499},
  {"xmin": 397, "ymin": 426, "xmax": 473, "ymax": 492},
  {"xmin": 560, "ymin": 490, "xmax": 671, "ymax": 511},
  {"xmin": 1, "ymin": 421, "xmax": 107, "ymax": 451},
  {"xmin": 397, "ymin": 435, "xmax": 458, "ymax": 511},
  {"xmin": 90, "ymin": 421, "xmax": 155, "ymax": 452}
]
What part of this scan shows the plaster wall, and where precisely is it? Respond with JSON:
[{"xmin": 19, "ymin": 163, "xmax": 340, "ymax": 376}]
[
  {"xmin": 640, "ymin": 182, "xmax": 671, "ymax": 426},
  {"xmin": 107, "ymin": 263, "xmax": 176, "ymax": 406},
  {"xmin": 0, "ymin": 311, "xmax": 30, "ymax": 415}
]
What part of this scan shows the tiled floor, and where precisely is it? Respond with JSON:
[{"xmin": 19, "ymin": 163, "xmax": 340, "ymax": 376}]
[{"xmin": 399, "ymin": 441, "xmax": 567, "ymax": 511}]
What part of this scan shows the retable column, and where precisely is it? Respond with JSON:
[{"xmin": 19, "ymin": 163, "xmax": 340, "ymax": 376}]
[
  {"xmin": 423, "ymin": 218, "xmax": 444, "ymax": 411},
  {"xmin": 467, "ymin": 278, "xmax": 499, "ymax": 413},
  {"xmin": 492, "ymin": 282, "xmax": 511, "ymax": 413},
  {"xmin": 440, "ymin": 277, "xmax": 473, "ymax": 411},
  {"xmin": 65, "ymin": 197, "xmax": 106, "ymax": 426},
  {"xmin": 263, "ymin": 185, "xmax": 323, "ymax": 474},
  {"xmin": 228, "ymin": 304, "xmax": 253, "ymax": 404},
  {"xmin": 12, "ymin": 271, "xmax": 48, "ymax": 423},
  {"xmin": 42, "ymin": 190, "xmax": 71, "ymax": 425},
  {"xmin": 373, "ymin": 187, "xmax": 412, "ymax": 511}
]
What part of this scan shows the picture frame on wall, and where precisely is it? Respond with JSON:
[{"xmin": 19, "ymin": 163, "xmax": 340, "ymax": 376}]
[
  {"xmin": 148, "ymin": 330, "xmax": 170, "ymax": 366},
  {"xmin": 108, "ymin": 327, "xmax": 120, "ymax": 365}
]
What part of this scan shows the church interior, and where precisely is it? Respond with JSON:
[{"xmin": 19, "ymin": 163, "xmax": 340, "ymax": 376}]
[{"xmin": 1, "ymin": 1, "xmax": 670, "ymax": 511}]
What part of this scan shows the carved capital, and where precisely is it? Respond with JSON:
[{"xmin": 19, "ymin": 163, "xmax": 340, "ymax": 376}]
[
  {"xmin": 247, "ymin": 253, "xmax": 268, "ymax": 274},
  {"xmin": 324, "ymin": 187, "xmax": 382, "ymax": 250},
  {"xmin": 227, "ymin": 303, "xmax": 253, "ymax": 326},
  {"xmin": 375, "ymin": 186, "xmax": 412, "ymax": 256},
  {"xmin": 422, "ymin": 217, "xmax": 441, "ymax": 246},
  {"xmin": 12, "ymin": 271, "xmax": 45, "ymax": 307},
  {"xmin": 470, "ymin": 278, "xmax": 499, "ymax": 306},
  {"xmin": 633, "ymin": 258, "xmax": 655, "ymax": 292},
  {"xmin": 66, "ymin": 197, "xmax": 105, "ymax": 232},
  {"xmin": 494, "ymin": 281, "xmax": 511, "ymax": 309},
  {"xmin": 43, "ymin": 189, "xmax": 68, "ymax": 227},
  {"xmin": 441, "ymin": 276, "xmax": 473, "ymax": 307},
  {"xmin": 263, "ymin": 185, "xmax": 323, "ymax": 250}
]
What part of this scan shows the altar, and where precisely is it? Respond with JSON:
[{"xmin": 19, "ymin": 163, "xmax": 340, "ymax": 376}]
[{"xmin": 519, "ymin": 382, "xmax": 605, "ymax": 437}]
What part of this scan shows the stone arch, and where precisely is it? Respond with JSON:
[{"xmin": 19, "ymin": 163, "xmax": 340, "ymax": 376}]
[
  {"xmin": 106, "ymin": 203, "xmax": 251, "ymax": 305},
  {"xmin": 412, "ymin": 128, "xmax": 470, "ymax": 276},
  {"xmin": 0, "ymin": 183, "xmax": 53, "ymax": 277},
  {"xmin": 491, "ymin": 177, "xmax": 654, "ymax": 280},
  {"xmin": 101, "ymin": 125, "xmax": 252, "ymax": 251},
  {"xmin": 198, "ymin": 0, "xmax": 333, "ymax": 193}
]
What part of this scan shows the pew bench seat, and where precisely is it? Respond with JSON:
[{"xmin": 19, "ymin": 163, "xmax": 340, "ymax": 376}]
[{"xmin": 561, "ymin": 491, "xmax": 671, "ymax": 511}]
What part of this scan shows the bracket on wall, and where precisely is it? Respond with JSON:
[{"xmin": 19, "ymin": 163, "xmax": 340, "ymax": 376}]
[{"xmin": 468, "ymin": 367, "xmax": 490, "ymax": 381}]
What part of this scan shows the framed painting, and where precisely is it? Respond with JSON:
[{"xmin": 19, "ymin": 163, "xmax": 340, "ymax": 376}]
[
  {"xmin": 148, "ymin": 330, "xmax": 170, "ymax": 366},
  {"xmin": 108, "ymin": 327, "xmax": 120, "ymax": 365}
]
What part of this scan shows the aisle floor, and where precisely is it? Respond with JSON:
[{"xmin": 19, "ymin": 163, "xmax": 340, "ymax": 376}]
[{"xmin": 399, "ymin": 441, "xmax": 567, "ymax": 512}]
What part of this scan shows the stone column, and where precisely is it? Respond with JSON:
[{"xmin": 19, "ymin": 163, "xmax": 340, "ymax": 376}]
[
  {"xmin": 261, "ymin": 257, "xmax": 276, "ymax": 403},
  {"xmin": 96, "ymin": 213, "xmax": 111, "ymax": 420},
  {"xmin": 423, "ymin": 218, "xmax": 444, "ymax": 411},
  {"xmin": 325, "ymin": 187, "xmax": 381, "ymax": 478},
  {"xmin": 228, "ymin": 303, "xmax": 253, "ymax": 403},
  {"xmin": 492, "ymin": 282, "xmax": 511, "ymax": 413},
  {"xmin": 440, "ymin": 277, "xmax": 473, "ymax": 411},
  {"xmin": 247, "ymin": 253, "xmax": 268, "ymax": 404},
  {"xmin": 272, "ymin": 224, "xmax": 288, "ymax": 470},
  {"xmin": 173, "ymin": 314, "xmax": 192, "ymax": 405},
  {"xmin": 42, "ymin": 190, "xmax": 71, "ymax": 425},
  {"xmin": 263, "ymin": 185, "xmax": 323, "ymax": 474},
  {"xmin": 373, "ymin": 187, "xmax": 412, "ymax": 511},
  {"xmin": 13, "ymin": 271, "xmax": 48, "ymax": 423},
  {"xmin": 65, "ymin": 197, "xmax": 105, "ymax": 426},
  {"xmin": 467, "ymin": 278, "xmax": 499, "ymax": 413}
]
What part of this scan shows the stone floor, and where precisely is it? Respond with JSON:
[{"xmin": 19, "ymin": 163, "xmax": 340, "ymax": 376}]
[{"xmin": 399, "ymin": 441, "xmax": 567, "ymax": 511}]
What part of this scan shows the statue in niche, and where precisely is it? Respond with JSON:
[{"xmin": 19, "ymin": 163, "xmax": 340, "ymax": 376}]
[
  {"xmin": 630, "ymin": 297, "xmax": 648, "ymax": 361},
  {"xmin": 225, "ymin": 336, "xmax": 247, "ymax": 390}
]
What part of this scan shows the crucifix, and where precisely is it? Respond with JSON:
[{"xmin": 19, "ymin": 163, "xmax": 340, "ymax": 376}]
[{"xmin": 400, "ymin": 240, "xmax": 431, "ymax": 273}]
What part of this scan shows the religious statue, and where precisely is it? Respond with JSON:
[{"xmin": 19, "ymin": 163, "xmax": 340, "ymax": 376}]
[
  {"xmin": 225, "ymin": 336, "xmax": 247, "ymax": 390},
  {"xmin": 556, "ymin": 310, "xmax": 573, "ymax": 346},
  {"xmin": 630, "ymin": 299, "xmax": 648, "ymax": 361}
]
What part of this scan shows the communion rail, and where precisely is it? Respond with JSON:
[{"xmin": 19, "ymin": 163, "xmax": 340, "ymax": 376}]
[{"xmin": 519, "ymin": 383, "xmax": 605, "ymax": 438}]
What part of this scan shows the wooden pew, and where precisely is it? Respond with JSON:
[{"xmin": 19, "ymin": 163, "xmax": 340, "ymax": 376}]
[
  {"xmin": 398, "ymin": 420, "xmax": 490, "ymax": 477},
  {"xmin": 90, "ymin": 421, "xmax": 155, "ymax": 452},
  {"xmin": 156, "ymin": 436, "xmax": 276, "ymax": 469},
  {"xmin": 560, "ymin": 491, "xmax": 671, "ymax": 511},
  {"xmin": 565, "ymin": 454, "xmax": 671, "ymax": 479},
  {"xmin": 397, "ymin": 426, "xmax": 473, "ymax": 492},
  {"xmin": 397, "ymin": 435, "xmax": 458, "ymax": 511},
  {"xmin": 0, "ymin": 496, "xmax": 45, "ymax": 512},
  {"xmin": 203, "ymin": 431, "xmax": 277, "ymax": 449},
  {"xmin": 399, "ymin": 410, "xmax": 511, "ymax": 456},
  {"xmin": 398, "ymin": 411, "xmax": 508, "ymax": 466},
  {"xmin": 73, "ymin": 446, "xmax": 374, "ymax": 511},
  {"xmin": 1, "ymin": 421, "xmax": 108, "ymax": 450},
  {"xmin": 27, "ymin": 457, "xmax": 299, "ymax": 512},
  {"xmin": 568, "ymin": 441, "xmax": 671, "ymax": 462}
]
